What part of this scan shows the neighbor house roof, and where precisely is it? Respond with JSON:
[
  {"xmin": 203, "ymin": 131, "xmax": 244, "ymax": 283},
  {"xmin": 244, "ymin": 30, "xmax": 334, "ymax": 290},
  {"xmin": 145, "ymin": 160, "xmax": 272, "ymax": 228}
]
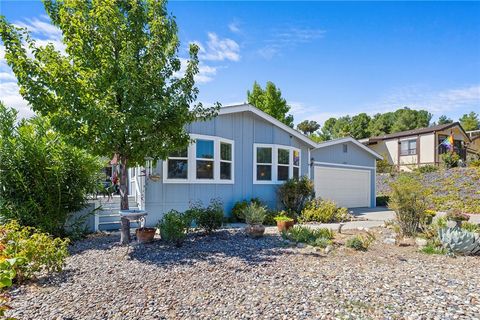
[
  {"xmin": 218, "ymin": 104, "xmax": 382, "ymax": 159},
  {"xmin": 363, "ymin": 122, "xmax": 471, "ymax": 143}
]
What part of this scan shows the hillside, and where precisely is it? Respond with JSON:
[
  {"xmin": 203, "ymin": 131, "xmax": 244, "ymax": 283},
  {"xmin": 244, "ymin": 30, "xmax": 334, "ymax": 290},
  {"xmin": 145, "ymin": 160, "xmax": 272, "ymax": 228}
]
[{"xmin": 377, "ymin": 167, "xmax": 480, "ymax": 214}]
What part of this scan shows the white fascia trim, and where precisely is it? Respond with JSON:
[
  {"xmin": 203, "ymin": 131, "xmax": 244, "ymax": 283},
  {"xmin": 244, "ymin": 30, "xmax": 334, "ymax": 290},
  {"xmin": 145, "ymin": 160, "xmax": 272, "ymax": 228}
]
[
  {"xmin": 313, "ymin": 161, "xmax": 375, "ymax": 170},
  {"xmin": 163, "ymin": 134, "xmax": 235, "ymax": 184},
  {"xmin": 219, "ymin": 104, "xmax": 318, "ymax": 148},
  {"xmin": 315, "ymin": 137, "xmax": 383, "ymax": 160}
]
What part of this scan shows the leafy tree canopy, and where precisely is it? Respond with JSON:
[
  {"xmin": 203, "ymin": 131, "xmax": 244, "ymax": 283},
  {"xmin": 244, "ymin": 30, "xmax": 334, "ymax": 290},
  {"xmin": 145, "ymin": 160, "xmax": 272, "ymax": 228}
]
[
  {"xmin": 0, "ymin": 0, "xmax": 217, "ymax": 209},
  {"xmin": 297, "ymin": 120, "xmax": 320, "ymax": 135},
  {"xmin": 437, "ymin": 115, "xmax": 453, "ymax": 125},
  {"xmin": 459, "ymin": 111, "xmax": 480, "ymax": 131},
  {"xmin": 247, "ymin": 81, "xmax": 294, "ymax": 127}
]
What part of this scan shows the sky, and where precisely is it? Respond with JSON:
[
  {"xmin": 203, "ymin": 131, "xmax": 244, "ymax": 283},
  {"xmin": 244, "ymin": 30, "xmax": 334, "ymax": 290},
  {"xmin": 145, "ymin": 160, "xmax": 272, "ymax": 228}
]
[{"xmin": 1, "ymin": 1, "xmax": 479, "ymax": 126}]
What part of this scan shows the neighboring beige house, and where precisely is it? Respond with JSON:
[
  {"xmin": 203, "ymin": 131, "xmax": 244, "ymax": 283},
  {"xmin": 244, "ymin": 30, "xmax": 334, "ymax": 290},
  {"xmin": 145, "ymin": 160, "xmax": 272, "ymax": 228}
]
[{"xmin": 360, "ymin": 122, "xmax": 477, "ymax": 171}]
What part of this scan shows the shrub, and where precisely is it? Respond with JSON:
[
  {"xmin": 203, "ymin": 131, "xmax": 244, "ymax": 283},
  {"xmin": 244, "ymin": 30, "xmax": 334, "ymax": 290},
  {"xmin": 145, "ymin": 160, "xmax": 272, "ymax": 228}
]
[
  {"xmin": 300, "ymin": 199, "xmax": 349, "ymax": 223},
  {"xmin": 446, "ymin": 209, "xmax": 470, "ymax": 222},
  {"xmin": 264, "ymin": 210, "xmax": 278, "ymax": 226},
  {"xmin": 277, "ymin": 177, "xmax": 314, "ymax": 215},
  {"xmin": 157, "ymin": 210, "xmax": 190, "ymax": 246},
  {"xmin": 414, "ymin": 165, "xmax": 439, "ymax": 173},
  {"xmin": 376, "ymin": 154, "xmax": 395, "ymax": 174},
  {"xmin": 469, "ymin": 159, "xmax": 480, "ymax": 168},
  {"xmin": 231, "ymin": 198, "xmax": 262, "ymax": 222},
  {"xmin": 0, "ymin": 106, "xmax": 102, "ymax": 237},
  {"xmin": 388, "ymin": 175, "xmax": 428, "ymax": 237},
  {"xmin": 0, "ymin": 220, "xmax": 69, "ymax": 281},
  {"xmin": 421, "ymin": 243, "xmax": 447, "ymax": 255},
  {"xmin": 346, "ymin": 232, "xmax": 375, "ymax": 251},
  {"xmin": 282, "ymin": 225, "xmax": 334, "ymax": 247},
  {"xmin": 441, "ymin": 152, "xmax": 460, "ymax": 169},
  {"xmin": 376, "ymin": 195, "xmax": 390, "ymax": 207},
  {"xmin": 274, "ymin": 213, "xmax": 294, "ymax": 222},
  {"xmin": 243, "ymin": 203, "xmax": 267, "ymax": 225},
  {"xmin": 191, "ymin": 199, "xmax": 224, "ymax": 234},
  {"xmin": 461, "ymin": 222, "xmax": 480, "ymax": 233}
]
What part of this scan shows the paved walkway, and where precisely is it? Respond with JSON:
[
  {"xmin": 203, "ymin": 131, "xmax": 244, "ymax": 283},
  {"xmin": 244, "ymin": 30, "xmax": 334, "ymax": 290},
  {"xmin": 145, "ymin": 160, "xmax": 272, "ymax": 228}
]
[{"xmin": 226, "ymin": 207, "xmax": 396, "ymax": 231}]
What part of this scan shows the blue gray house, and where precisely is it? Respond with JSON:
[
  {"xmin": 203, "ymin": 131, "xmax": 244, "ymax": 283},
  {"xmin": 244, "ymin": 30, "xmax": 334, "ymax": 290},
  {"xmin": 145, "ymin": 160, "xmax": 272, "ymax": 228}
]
[{"xmin": 123, "ymin": 104, "xmax": 382, "ymax": 226}]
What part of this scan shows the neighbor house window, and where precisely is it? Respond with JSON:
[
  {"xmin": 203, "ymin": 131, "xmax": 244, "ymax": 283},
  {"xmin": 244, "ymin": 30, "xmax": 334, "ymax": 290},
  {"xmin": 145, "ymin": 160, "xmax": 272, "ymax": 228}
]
[
  {"xmin": 400, "ymin": 139, "xmax": 417, "ymax": 156},
  {"xmin": 167, "ymin": 147, "xmax": 188, "ymax": 179},
  {"xmin": 163, "ymin": 135, "xmax": 234, "ymax": 183},
  {"xmin": 343, "ymin": 144, "xmax": 348, "ymax": 153},
  {"xmin": 254, "ymin": 144, "xmax": 301, "ymax": 184}
]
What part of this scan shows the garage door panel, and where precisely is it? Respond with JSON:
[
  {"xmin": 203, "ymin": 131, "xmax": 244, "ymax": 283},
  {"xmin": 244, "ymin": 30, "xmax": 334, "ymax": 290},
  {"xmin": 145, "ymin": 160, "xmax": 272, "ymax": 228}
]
[{"xmin": 314, "ymin": 166, "xmax": 370, "ymax": 208}]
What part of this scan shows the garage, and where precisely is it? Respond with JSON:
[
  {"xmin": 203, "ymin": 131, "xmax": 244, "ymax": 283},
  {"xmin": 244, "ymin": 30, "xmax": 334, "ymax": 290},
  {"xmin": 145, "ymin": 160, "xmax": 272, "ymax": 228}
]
[{"xmin": 313, "ymin": 166, "xmax": 371, "ymax": 208}]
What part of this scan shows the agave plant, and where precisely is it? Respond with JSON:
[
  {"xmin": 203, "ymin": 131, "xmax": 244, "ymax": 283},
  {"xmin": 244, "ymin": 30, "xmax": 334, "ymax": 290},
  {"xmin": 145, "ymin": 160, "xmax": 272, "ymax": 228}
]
[{"xmin": 438, "ymin": 226, "xmax": 480, "ymax": 255}]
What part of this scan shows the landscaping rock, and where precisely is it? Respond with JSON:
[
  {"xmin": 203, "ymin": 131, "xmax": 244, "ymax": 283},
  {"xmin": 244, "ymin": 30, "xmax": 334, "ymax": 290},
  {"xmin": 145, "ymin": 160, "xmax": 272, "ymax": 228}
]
[
  {"xmin": 415, "ymin": 238, "xmax": 428, "ymax": 247},
  {"xmin": 383, "ymin": 238, "xmax": 396, "ymax": 245},
  {"xmin": 6, "ymin": 229, "xmax": 480, "ymax": 319}
]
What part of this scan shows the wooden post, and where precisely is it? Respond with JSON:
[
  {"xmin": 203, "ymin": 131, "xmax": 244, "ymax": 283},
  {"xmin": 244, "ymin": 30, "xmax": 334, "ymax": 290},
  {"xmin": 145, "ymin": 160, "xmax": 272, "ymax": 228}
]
[{"xmin": 120, "ymin": 217, "xmax": 131, "ymax": 245}]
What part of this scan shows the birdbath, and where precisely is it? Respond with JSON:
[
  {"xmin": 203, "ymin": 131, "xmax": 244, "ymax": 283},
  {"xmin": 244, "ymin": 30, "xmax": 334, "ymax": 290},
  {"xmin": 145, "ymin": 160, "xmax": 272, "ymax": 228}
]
[{"xmin": 119, "ymin": 210, "xmax": 148, "ymax": 244}]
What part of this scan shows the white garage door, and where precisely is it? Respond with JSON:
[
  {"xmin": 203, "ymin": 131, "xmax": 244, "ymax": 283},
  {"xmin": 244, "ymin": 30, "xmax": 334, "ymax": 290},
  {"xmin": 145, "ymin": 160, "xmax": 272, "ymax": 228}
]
[{"xmin": 314, "ymin": 166, "xmax": 371, "ymax": 208}]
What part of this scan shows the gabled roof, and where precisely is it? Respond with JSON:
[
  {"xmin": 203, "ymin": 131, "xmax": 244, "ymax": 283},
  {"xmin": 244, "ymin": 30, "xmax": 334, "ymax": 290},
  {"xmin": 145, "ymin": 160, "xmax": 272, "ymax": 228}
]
[
  {"xmin": 365, "ymin": 122, "xmax": 471, "ymax": 143},
  {"xmin": 218, "ymin": 104, "xmax": 382, "ymax": 159},
  {"xmin": 218, "ymin": 103, "xmax": 318, "ymax": 148},
  {"xmin": 316, "ymin": 137, "xmax": 383, "ymax": 160}
]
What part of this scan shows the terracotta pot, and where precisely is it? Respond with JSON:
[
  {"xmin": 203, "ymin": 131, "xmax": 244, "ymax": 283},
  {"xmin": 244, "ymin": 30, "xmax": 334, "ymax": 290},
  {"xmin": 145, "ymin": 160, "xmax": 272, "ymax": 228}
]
[
  {"xmin": 276, "ymin": 220, "xmax": 294, "ymax": 232},
  {"xmin": 245, "ymin": 224, "xmax": 265, "ymax": 238},
  {"xmin": 136, "ymin": 227, "xmax": 156, "ymax": 243}
]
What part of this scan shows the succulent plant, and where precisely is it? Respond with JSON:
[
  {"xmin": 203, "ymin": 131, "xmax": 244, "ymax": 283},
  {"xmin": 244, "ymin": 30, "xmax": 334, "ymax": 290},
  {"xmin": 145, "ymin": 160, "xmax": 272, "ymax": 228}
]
[{"xmin": 438, "ymin": 226, "xmax": 480, "ymax": 255}]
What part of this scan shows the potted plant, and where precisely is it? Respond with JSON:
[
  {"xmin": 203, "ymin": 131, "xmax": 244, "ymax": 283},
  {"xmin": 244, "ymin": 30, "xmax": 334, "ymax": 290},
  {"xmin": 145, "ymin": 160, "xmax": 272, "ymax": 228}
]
[
  {"xmin": 446, "ymin": 209, "xmax": 470, "ymax": 227},
  {"xmin": 136, "ymin": 227, "xmax": 156, "ymax": 243},
  {"xmin": 243, "ymin": 202, "xmax": 267, "ymax": 238},
  {"xmin": 274, "ymin": 212, "xmax": 294, "ymax": 232}
]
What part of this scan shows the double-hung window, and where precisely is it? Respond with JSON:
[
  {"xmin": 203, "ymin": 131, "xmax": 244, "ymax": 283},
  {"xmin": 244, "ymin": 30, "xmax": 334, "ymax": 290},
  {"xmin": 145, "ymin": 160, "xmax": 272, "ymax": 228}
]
[
  {"xmin": 254, "ymin": 144, "xmax": 301, "ymax": 184},
  {"xmin": 164, "ymin": 135, "xmax": 234, "ymax": 183},
  {"xmin": 400, "ymin": 139, "xmax": 417, "ymax": 156}
]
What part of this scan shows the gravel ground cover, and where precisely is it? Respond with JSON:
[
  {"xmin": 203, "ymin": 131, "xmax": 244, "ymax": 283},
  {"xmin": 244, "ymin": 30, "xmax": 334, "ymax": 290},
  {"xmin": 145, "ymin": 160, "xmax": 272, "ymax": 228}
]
[{"xmin": 7, "ymin": 229, "xmax": 480, "ymax": 320}]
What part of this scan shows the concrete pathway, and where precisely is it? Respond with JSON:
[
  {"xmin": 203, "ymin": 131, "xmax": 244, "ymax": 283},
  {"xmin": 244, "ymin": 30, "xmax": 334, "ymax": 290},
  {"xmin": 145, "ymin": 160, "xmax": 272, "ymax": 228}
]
[{"xmin": 226, "ymin": 207, "xmax": 397, "ymax": 231}]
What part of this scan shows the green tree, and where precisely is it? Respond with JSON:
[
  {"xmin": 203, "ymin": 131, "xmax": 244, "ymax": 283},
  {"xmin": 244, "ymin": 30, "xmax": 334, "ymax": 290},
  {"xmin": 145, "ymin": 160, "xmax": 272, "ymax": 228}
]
[
  {"xmin": 368, "ymin": 112, "xmax": 395, "ymax": 137},
  {"xmin": 0, "ymin": 102, "xmax": 101, "ymax": 237},
  {"xmin": 391, "ymin": 108, "xmax": 432, "ymax": 133},
  {"xmin": 297, "ymin": 120, "xmax": 320, "ymax": 135},
  {"xmin": 350, "ymin": 113, "xmax": 371, "ymax": 139},
  {"xmin": 320, "ymin": 118, "xmax": 337, "ymax": 140},
  {"xmin": 437, "ymin": 115, "xmax": 453, "ymax": 125},
  {"xmin": 247, "ymin": 81, "xmax": 294, "ymax": 127},
  {"xmin": 332, "ymin": 116, "xmax": 352, "ymax": 138},
  {"xmin": 459, "ymin": 111, "xmax": 480, "ymax": 131},
  {"xmin": 0, "ymin": 0, "xmax": 217, "ymax": 211}
]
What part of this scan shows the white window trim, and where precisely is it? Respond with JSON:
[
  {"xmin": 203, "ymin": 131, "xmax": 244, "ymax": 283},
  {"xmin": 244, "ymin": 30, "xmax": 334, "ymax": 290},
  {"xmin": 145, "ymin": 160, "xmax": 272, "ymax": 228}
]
[
  {"xmin": 163, "ymin": 134, "xmax": 234, "ymax": 184},
  {"xmin": 253, "ymin": 144, "xmax": 301, "ymax": 184},
  {"xmin": 400, "ymin": 138, "xmax": 417, "ymax": 156}
]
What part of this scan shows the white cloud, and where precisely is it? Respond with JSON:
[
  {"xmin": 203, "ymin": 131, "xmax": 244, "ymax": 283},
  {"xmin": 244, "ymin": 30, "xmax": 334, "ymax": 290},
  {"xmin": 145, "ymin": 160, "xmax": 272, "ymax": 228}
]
[
  {"xmin": 228, "ymin": 21, "xmax": 241, "ymax": 34},
  {"xmin": 197, "ymin": 32, "xmax": 240, "ymax": 62},
  {"xmin": 174, "ymin": 58, "xmax": 218, "ymax": 84},
  {"xmin": 258, "ymin": 27, "xmax": 326, "ymax": 59},
  {"xmin": 14, "ymin": 16, "xmax": 62, "ymax": 40}
]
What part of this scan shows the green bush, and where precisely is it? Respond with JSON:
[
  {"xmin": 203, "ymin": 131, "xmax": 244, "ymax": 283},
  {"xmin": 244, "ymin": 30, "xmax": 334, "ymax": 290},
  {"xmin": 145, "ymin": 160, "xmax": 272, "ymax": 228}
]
[
  {"xmin": 264, "ymin": 210, "xmax": 278, "ymax": 226},
  {"xmin": 441, "ymin": 152, "xmax": 460, "ymax": 169},
  {"xmin": 420, "ymin": 243, "xmax": 447, "ymax": 255},
  {"xmin": 277, "ymin": 177, "xmax": 315, "ymax": 215},
  {"xmin": 414, "ymin": 165, "xmax": 439, "ymax": 173},
  {"xmin": 157, "ymin": 210, "xmax": 190, "ymax": 246},
  {"xmin": 188, "ymin": 199, "xmax": 224, "ymax": 234},
  {"xmin": 469, "ymin": 159, "xmax": 480, "ymax": 168},
  {"xmin": 388, "ymin": 175, "xmax": 428, "ymax": 237},
  {"xmin": 0, "ymin": 104, "xmax": 102, "ymax": 237},
  {"xmin": 376, "ymin": 154, "xmax": 395, "ymax": 174},
  {"xmin": 243, "ymin": 203, "xmax": 267, "ymax": 225},
  {"xmin": 0, "ymin": 220, "xmax": 69, "ymax": 282},
  {"xmin": 462, "ymin": 222, "xmax": 480, "ymax": 233},
  {"xmin": 346, "ymin": 232, "xmax": 375, "ymax": 251},
  {"xmin": 300, "ymin": 199, "xmax": 349, "ymax": 223},
  {"xmin": 282, "ymin": 225, "xmax": 334, "ymax": 247},
  {"xmin": 231, "ymin": 198, "xmax": 262, "ymax": 222}
]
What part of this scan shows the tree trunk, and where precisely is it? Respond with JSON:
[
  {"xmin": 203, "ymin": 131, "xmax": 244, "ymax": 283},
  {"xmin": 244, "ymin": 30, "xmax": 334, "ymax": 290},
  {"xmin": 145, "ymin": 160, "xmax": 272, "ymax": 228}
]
[{"xmin": 119, "ymin": 155, "xmax": 129, "ymax": 211}]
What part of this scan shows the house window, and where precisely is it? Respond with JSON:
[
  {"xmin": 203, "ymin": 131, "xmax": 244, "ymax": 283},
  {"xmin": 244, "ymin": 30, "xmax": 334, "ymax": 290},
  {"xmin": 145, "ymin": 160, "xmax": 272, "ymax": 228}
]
[
  {"xmin": 343, "ymin": 144, "xmax": 348, "ymax": 153},
  {"xmin": 254, "ymin": 144, "xmax": 301, "ymax": 184},
  {"xmin": 400, "ymin": 139, "xmax": 417, "ymax": 156},
  {"xmin": 164, "ymin": 135, "xmax": 234, "ymax": 183},
  {"xmin": 256, "ymin": 147, "xmax": 272, "ymax": 181},
  {"xmin": 167, "ymin": 148, "xmax": 188, "ymax": 179},
  {"xmin": 196, "ymin": 139, "xmax": 214, "ymax": 179},
  {"xmin": 220, "ymin": 142, "xmax": 232, "ymax": 180}
]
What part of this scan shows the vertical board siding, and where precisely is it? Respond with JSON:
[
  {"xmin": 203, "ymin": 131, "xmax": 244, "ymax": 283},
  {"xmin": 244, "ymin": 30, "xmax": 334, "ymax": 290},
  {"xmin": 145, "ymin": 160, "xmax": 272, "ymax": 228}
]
[
  {"xmin": 311, "ymin": 141, "xmax": 376, "ymax": 167},
  {"xmin": 144, "ymin": 111, "xmax": 312, "ymax": 225}
]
